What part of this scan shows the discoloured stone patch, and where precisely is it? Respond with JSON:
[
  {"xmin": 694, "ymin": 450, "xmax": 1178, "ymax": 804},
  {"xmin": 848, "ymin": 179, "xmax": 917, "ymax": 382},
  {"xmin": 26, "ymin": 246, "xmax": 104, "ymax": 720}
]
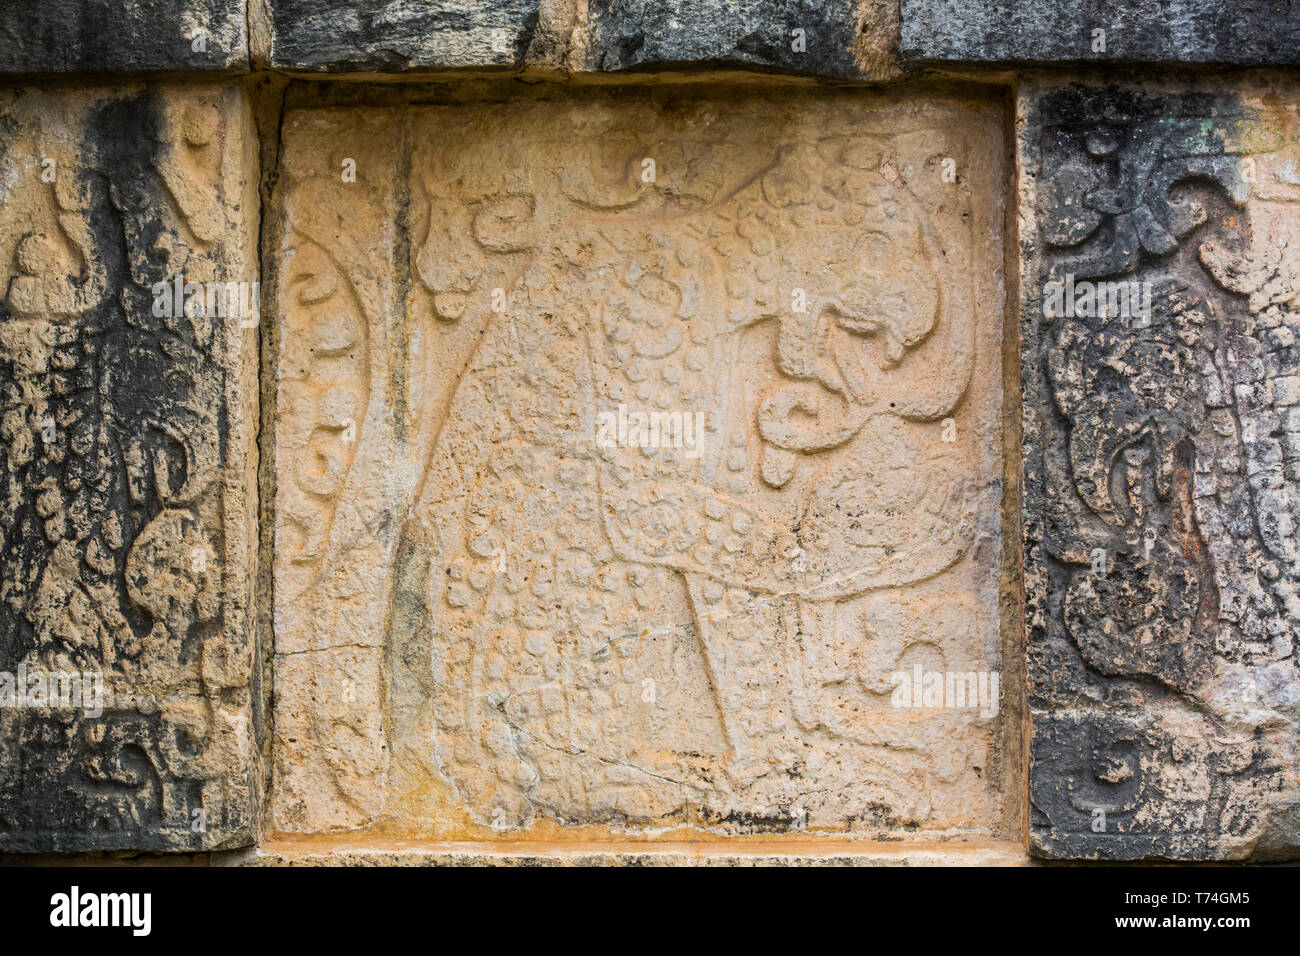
[
  {"xmin": 271, "ymin": 86, "xmax": 1009, "ymax": 840},
  {"xmin": 1021, "ymin": 78, "xmax": 1300, "ymax": 860},
  {"xmin": 0, "ymin": 82, "xmax": 262, "ymax": 851}
]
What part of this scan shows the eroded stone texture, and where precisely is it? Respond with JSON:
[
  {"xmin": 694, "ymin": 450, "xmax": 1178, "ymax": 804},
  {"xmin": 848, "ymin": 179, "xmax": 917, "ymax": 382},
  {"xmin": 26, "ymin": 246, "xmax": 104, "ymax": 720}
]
[
  {"xmin": 273, "ymin": 87, "xmax": 1009, "ymax": 839},
  {"xmin": 0, "ymin": 83, "xmax": 262, "ymax": 851},
  {"xmin": 266, "ymin": 0, "xmax": 900, "ymax": 79},
  {"xmin": 1022, "ymin": 80, "xmax": 1300, "ymax": 860},
  {"xmin": 901, "ymin": 0, "xmax": 1300, "ymax": 66},
  {"xmin": 584, "ymin": 0, "xmax": 901, "ymax": 81},
  {"xmin": 268, "ymin": 0, "xmax": 551, "ymax": 72},
  {"xmin": 0, "ymin": 0, "xmax": 249, "ymax": 75}
]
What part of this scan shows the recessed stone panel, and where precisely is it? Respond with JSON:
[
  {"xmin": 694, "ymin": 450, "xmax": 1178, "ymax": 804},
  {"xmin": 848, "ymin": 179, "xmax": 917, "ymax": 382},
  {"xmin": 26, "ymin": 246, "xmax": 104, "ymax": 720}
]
[
  {"xmin": 272, "ymin": 87, "xmax": 1009, "ymax": 839},
  {"xmin": 0, "ymin": 83, "xmax": 263, "ymax": 851},
  {"xmin": 1021, "ymin": 79, "xmax": 1300, "ymax": 860}
]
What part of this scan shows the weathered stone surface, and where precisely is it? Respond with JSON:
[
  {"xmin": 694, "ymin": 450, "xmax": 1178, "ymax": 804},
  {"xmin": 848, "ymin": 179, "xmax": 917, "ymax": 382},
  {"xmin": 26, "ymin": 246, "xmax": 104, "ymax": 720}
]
[
  {"xmin": 0, "ymin": 82, "xmax": 262, "ymax": 851},
  {"xmin": 266, "ymin": 1, "xmax": 900, "ymax": 79},
  {"xmin": 0, "ymin": 0, "xmax": 249, "ymax": 75},
  {"xmin": 901, "ymin": 0, "xmax": 1300, "ymax": 66},
  {"xmin": 268, "ymin": 0, "xmax": 552, "ymax": 72},
  {"xmin": 1021, "ymin": 79, "xmax": 1300, "ymax": 860},
  {"xmin": 271, "ymin": 86, "xmax": 1010, "ymax": 840},
  {"xmin": 583, "ymin": 0, "xmax": 901, "ymax": 81}
]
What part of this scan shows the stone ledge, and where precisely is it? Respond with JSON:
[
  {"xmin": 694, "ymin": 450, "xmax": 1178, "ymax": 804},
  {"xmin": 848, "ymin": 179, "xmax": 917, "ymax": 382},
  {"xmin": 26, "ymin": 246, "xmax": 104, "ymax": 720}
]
[
  {"xmin": 2, "ymin": 0, "xmax": 903, "ymax": 80},
  {"xmin": 9, "ymin": 0, "xmax": 1300, "ymax": 79},
  {"xmin": 222, "ymin": 838, "xmax": 1031, "ymax": 866}
]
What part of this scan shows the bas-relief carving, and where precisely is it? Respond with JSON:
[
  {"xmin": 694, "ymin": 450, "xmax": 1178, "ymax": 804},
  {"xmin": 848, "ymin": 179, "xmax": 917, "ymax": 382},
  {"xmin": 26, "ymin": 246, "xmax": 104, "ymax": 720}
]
[
  {"xmin": 0, "ymin": 84, "xmax": 260, "ymax": 851},
  {"xmin": 273, "ymin": 111, "xmax": 398, "ymax": 831},
  {"xmin": 274, "ymin": 92, "xmax": 1008, "ymax": 836},
  {"xmin": 1024, "ymin": 82, "xmax": 1300, "ymax": 859}
]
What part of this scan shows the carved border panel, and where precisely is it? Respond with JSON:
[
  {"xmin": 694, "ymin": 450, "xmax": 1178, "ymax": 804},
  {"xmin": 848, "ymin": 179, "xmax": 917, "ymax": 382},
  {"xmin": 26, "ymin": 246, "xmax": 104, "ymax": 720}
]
[
  {"xmin": 0, "ymin": 83, "xmax": 261, "ymax": 851},
  {"xmin": 1022, "ymin": 80, "xmax": 1300, "ymax": 860}
]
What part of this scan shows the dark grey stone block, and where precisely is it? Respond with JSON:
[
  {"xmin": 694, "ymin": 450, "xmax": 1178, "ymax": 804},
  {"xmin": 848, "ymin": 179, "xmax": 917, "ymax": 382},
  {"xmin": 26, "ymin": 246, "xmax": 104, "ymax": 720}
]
[
  {"xmin": 266, "ymin": 1, "xmax": 901, "ymax": 79},
  {"xmin": 583, "ymin": 0, "xmax": 883, "ymax": 79},
  {"xmin": 0, "ymin": 0, "xmax": 248, "ymax": 75},
  {"xmin": 1021, "ymin": 80, "xmax": 1300, "ymax": 860},
  {"xmin": 901, "ymin": 0, "xmax": 1300, "ymax": 66},
  {"xmin": 268, "ymin": 0, "xmax": 544, "ymax": 71}
]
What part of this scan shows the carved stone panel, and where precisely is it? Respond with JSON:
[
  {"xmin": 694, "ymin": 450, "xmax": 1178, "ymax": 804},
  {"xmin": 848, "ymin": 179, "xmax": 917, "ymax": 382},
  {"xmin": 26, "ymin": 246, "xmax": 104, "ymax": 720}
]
[
  {"xmin": 0, "ymin": 83, "xmax": 262, "ymax": 851},
  {"xmin": 272, "ymin": 88, "xmax": 1009, "ymax": 838},
  {"xmin": 1022, "ymin": 79, "xmax": 1300, "ymax": 860}
]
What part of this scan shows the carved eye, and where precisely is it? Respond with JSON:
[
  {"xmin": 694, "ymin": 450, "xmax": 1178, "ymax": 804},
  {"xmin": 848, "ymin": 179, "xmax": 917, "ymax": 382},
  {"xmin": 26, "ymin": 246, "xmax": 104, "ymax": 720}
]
[{"xmin": 471, "ymin": 195, "xmax": 536, "ymax": 253}]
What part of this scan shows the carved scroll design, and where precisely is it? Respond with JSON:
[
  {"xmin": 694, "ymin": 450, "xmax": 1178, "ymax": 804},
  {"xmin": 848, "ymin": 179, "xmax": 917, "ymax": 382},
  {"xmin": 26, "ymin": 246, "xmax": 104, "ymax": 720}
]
[
  {"xmin": 1026, "ymin": 87, "xmax": 1300, "ymax": 859},
  {"xmin": 270, "ymin": 120, "xmax": 397, "ymax": 832}
]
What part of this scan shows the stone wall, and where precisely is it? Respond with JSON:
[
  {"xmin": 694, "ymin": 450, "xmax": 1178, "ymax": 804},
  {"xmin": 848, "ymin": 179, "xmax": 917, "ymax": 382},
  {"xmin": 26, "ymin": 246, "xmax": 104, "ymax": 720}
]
[{"xmin": 0, "ymin": 0, "xmax": 1297, "ymax": 864}]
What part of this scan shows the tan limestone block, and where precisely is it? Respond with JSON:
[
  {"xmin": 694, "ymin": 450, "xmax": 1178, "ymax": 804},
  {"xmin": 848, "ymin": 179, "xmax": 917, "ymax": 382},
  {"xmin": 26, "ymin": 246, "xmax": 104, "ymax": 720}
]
[{"xmin": 272, "ymin": 86, "xmax": 1009, "ymax": 841}]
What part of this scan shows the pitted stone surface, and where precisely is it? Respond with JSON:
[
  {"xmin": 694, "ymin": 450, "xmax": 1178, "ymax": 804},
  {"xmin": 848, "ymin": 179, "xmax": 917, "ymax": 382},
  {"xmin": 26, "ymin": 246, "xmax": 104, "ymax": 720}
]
[
  {"xmin": 0, "ymin": 83, "xmax": 262, "ymax": 851},
  {"xmin": 901, "ymin": 0, "xmax": 1300, "ymax": 67},
  {"xmin": 271, "ymin": 87, "xmax": 1009, "ymax": 839},
  {"xmin": 1021, "ymin": 79, "xmax": 1300, "ymax": 860},
  {"xmin": 0, "ymin": 0, "xmax": 249, "ymax": 75}
]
